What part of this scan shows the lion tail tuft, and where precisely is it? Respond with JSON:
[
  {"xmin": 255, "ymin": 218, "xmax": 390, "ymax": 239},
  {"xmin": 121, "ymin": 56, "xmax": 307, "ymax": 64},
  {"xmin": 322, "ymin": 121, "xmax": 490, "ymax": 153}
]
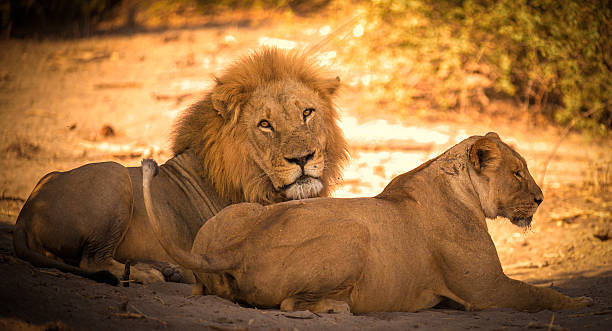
[{"xmin": 141, "ymin": 158, "xmax": 159, "ymax": 178}]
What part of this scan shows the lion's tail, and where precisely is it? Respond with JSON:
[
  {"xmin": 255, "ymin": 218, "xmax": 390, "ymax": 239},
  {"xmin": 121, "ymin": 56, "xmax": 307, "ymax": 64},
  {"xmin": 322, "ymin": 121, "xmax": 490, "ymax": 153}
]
[
  {"xmin": 12, "ymin": 222, "xmax": 118, "ymax": 285},
  {"xmin": 142, "ymin": 159, "xmax": 229, "ymax": 273}
]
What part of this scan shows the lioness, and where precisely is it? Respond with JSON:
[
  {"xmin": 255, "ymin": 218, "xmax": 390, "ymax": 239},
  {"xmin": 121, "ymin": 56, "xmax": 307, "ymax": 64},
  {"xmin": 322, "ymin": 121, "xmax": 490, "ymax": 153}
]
[
  {"xmin": 142, "ymin": 132, "xmax": 592, "ymax": 313},
  {"xmin": 13, "ymin": 47, "xmax": 348, "ymax": 285}
]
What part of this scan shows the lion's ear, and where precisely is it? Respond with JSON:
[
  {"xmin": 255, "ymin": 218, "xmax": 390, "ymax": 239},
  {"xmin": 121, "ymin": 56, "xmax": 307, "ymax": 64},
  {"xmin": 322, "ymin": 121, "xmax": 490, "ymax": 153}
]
[
  {"xmin": 470, "ymin": 137, "xmax": 501, "ymax": 173},
  {"xmin": 319, "ymin": 76, "xmax": 341, "ymax": 96},
  {"xmin": 211, "ymin": 79, "xmax": 247, "ymax": 123},
  {"xmin": 211, "ymin": 78, "xmax": 229, "ymax": 118}
]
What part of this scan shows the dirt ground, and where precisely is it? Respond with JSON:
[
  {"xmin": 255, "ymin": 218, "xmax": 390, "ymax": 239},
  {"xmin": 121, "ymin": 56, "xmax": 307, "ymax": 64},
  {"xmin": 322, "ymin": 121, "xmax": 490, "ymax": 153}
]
[{"xmin": 0, "ymin": 18, "xmax": 611, "ymax": 331}]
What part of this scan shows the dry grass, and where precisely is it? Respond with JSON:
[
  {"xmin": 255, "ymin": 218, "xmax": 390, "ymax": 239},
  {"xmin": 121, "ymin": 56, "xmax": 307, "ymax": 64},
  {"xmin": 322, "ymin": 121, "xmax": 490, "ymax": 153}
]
[{"xmin": 584, "ymin": 160, "xmax": 612, "ymax": 194}]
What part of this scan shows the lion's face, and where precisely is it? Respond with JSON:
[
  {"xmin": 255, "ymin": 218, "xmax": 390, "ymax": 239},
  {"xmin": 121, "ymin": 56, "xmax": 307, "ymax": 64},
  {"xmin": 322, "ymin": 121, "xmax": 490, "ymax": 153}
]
[
  {"xmin": 469, "ymin": 132, "xmax": 543, "ymax": 228},
  {"xmin": 243, "ymin": 80, "xmax": 330, "ymax": 200},
  {"xmin": 171, "ymin": 48, "xmax": 349, "ymax": 204}
]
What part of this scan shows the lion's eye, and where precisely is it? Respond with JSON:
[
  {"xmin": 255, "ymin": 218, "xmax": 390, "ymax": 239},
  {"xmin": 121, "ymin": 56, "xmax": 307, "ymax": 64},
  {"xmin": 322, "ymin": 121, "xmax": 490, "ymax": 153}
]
[
  {"xmin": 514, "ymin": 170, "xmax": 523, "ymax": 178},
  {"xmin": 258, "ymin": 120, "xmax": 273, "ymax": 131},
  {"xmin": 303, "ymin": 108, "xmax": 315, "ymax": 121}
]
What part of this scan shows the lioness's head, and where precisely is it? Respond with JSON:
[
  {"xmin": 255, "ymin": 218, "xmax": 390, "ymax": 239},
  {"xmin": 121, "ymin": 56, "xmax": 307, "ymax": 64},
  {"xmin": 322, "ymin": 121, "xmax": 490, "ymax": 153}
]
[
  {"xmin": 468, "ymin": 132, "xmax": 543, "ymax": 227},
  {"xmin": 172, "ymin": 47, "xmax": 349, "ymax": 204}
]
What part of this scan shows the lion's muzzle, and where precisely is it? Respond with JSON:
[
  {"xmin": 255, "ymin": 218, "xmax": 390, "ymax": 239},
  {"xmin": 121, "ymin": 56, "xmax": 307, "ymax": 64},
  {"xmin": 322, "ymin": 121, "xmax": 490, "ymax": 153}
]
[
  {"xmin": 273, "ymin": 149, "xmax": 324, "ymax": 199},
  {"xmin": 282, "ymin": 176, "xmax": 323, "ymax": 200}
]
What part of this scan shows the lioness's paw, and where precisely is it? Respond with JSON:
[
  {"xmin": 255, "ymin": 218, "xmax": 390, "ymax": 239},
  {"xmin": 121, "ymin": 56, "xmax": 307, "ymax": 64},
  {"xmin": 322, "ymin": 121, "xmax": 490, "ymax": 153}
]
[
  {"xmin": 325, "ymin": 302, "xmax": 351, "ymax": 314},
  {"xmin": 312, "ymin": 299, "xmax": 351, "ymax": 315},
  {"xmin": 572, "ymin": 296, "xmax": 593, "ymax": 308}
]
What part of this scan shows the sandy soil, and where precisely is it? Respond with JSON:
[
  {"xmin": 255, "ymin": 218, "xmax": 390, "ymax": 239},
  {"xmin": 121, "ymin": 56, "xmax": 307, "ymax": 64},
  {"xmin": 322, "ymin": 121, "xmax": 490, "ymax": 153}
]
[{"xmin": 0, "ymin": 19, "xmax": 611, "ymax": 330}]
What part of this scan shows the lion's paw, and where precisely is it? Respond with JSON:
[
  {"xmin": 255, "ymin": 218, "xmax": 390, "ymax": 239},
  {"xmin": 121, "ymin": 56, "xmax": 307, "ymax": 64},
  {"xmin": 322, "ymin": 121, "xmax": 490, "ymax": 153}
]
[
  {"xmin": 140, "ymin": 261, "xmax": 193, "ymax": 283},
  {"xmin": 161, "ymin": 265, "xmax": 187, "ymax": 283},
  {"xmin": 131, "ymin": 264, "xmax": 165, "ymax": 283}
]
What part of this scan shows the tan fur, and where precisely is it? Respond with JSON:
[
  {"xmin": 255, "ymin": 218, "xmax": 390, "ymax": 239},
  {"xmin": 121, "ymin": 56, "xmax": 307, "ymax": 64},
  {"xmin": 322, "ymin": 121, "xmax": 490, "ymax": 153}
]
[
  {"xmin": 13, "ymin": 47, "xmax": 348, "ymax": 285},
  {"xmin": 143, "ymin": 132, "xmax": 592, "ymax": 313}
]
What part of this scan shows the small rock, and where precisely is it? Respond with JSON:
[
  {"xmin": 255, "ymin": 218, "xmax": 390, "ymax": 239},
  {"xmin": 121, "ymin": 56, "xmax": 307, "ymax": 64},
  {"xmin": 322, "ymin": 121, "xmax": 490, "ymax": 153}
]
[
  {"xmin": 5, "ymin": 140, "xmax": 40, "ymax": 159},
  {"xmin": 593, "ymin": 226, "xmax": 611, "ymax": 241},
  {"xmin": 100, "ymin": 124, "xmax": 115, "ymax": 138}
]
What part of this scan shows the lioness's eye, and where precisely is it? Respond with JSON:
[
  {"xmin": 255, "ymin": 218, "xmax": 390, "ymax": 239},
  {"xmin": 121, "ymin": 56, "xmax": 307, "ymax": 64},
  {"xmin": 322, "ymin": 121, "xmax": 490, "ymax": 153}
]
[
  {"xmin": 514, "ymin": 170, "xmax": 523, "ymax": 178},
  {"xmin": 303, "ymin": 108, "xmax": 315, "ymax": 121},
  {"xmin": 258, "ymin": 120, "xmax": 273, "ymax": 131}
]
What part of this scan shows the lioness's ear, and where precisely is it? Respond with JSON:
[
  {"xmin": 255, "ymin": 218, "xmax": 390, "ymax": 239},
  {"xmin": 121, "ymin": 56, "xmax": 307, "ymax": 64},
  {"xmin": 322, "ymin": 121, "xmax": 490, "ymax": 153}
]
[
  {"xmin": 470, "ymin": 137, "xmax": 501, "ymax": 173},
  {"xmin": 211, "ymin": 78, "xmax": 246, "ymax": 123},
  {"xmin": 485, "ymin": 132, "xmax": 501, "ymax": 140}
]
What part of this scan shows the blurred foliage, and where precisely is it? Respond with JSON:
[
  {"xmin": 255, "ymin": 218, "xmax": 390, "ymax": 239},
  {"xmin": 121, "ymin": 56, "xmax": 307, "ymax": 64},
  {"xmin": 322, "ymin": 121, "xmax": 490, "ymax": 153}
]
[
  {"xmin": 136, "ymin": 0, "xmax": 331, "ymax": 21},
  {"xmin": 143, "ymin": 0, "xmax": 285, "ymax": 14},
  {"xmin": 364, "ymin": 0, "xmax": 611, "ymax": 134},
  {"xmin": 1, "ymin": 0, "xmax": 330, "ymax": 36},
  {"xmin": 3, "ymin": 0, "xmax": 121, "ymax": 36}
]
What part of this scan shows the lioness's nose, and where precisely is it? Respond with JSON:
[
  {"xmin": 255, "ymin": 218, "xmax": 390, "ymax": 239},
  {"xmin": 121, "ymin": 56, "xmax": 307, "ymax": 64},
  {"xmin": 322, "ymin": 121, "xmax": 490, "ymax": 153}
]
[
  {"xmin": 532, "ymin": 183, "xmax": 544, "ymax": 206},
  {"xmin": 285, "ymin": 151, "xmax": 314, "ymax": 168}
]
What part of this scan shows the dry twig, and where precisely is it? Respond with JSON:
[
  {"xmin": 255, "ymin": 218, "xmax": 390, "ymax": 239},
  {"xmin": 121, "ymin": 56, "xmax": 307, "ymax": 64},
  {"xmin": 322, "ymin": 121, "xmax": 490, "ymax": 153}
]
[
  {"xmin": 154, "ymin": 296, "xmax": 166, "ymax": 305},
  {"xmin": 539, "ymin": 106, "xmax": 606, "ymax": 187},
  {"xmin": 113, "ymin": 304, "xmax": 168, "ymax": 326},
  {"xmin": 206, "ymin": 325, "xmax": 248, "ymax": 331}
]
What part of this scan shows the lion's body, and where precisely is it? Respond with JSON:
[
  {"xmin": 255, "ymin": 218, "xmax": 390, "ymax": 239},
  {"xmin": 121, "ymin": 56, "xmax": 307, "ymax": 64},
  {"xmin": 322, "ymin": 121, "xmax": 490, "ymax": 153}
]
[
  {"xmin": 142, "ymin": 133, "xmax": 592, "ymax": 312},
  {"xmin": 14, "ymin": 48, "xmax": 348, "ymax": 284},
  {"xmin": 14, "ymin": 151, "xmax": 227, "ymax": 284}
]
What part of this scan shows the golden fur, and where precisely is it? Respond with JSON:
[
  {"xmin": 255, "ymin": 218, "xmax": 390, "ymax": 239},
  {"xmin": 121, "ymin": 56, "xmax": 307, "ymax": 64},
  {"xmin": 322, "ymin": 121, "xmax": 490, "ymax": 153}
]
[{"xmin": 142, "ymin": 132, "xmax": 592, "ymax": 313}]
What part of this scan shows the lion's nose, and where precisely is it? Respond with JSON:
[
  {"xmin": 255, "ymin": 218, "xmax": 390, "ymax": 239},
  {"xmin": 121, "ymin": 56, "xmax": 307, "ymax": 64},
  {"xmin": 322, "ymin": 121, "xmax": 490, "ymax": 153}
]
[
  {"xmin": 285, "ymin": 151, "xmax": 314, "ymax": 169},
  {"xmin": 534, "ymin": 196, "xmax": 543, "ymax": 206}
]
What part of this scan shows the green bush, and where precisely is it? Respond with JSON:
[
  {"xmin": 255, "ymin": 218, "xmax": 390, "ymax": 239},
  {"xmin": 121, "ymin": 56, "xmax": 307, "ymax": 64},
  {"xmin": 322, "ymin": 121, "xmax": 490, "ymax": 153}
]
[{"xmin": 366, "ymin": 0, "xmax": 611, "ymax": 134}]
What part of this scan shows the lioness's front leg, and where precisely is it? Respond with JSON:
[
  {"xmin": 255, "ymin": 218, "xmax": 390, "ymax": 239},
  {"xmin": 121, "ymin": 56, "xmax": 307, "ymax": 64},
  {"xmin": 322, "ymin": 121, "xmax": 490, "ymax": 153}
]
[
  {"xmin": 440, "ymin": 246, "xmax": 592, "ymax": 311},
  {"xmin": 437, "ymin": 232, "xmax": 592, "ymax": 312},
  {"xmin": 444, "ymin": 269, "xmax": 592, "ymax": 312},
  {"xmin": 479, "ymin": 276, "xmax": 593, "ymax": 312}
]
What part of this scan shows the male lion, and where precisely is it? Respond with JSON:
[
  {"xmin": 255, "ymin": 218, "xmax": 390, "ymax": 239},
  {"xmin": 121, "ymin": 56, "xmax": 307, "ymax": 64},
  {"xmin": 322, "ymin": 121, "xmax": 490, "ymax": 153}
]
[
  {"xmin": 13, "ymin": 47, "xmax": 348, "ymax": 285},
  {"xmin": 142, "ymin": 132, "xmax": 592, "ymax": 313}
]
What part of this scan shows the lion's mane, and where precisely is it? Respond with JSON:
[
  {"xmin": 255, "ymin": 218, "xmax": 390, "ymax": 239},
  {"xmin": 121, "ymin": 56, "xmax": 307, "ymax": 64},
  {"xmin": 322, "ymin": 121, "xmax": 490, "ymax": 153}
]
[{"xmin": 171, "ymin": 47, "xmax": 348, "ymax": 204}]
